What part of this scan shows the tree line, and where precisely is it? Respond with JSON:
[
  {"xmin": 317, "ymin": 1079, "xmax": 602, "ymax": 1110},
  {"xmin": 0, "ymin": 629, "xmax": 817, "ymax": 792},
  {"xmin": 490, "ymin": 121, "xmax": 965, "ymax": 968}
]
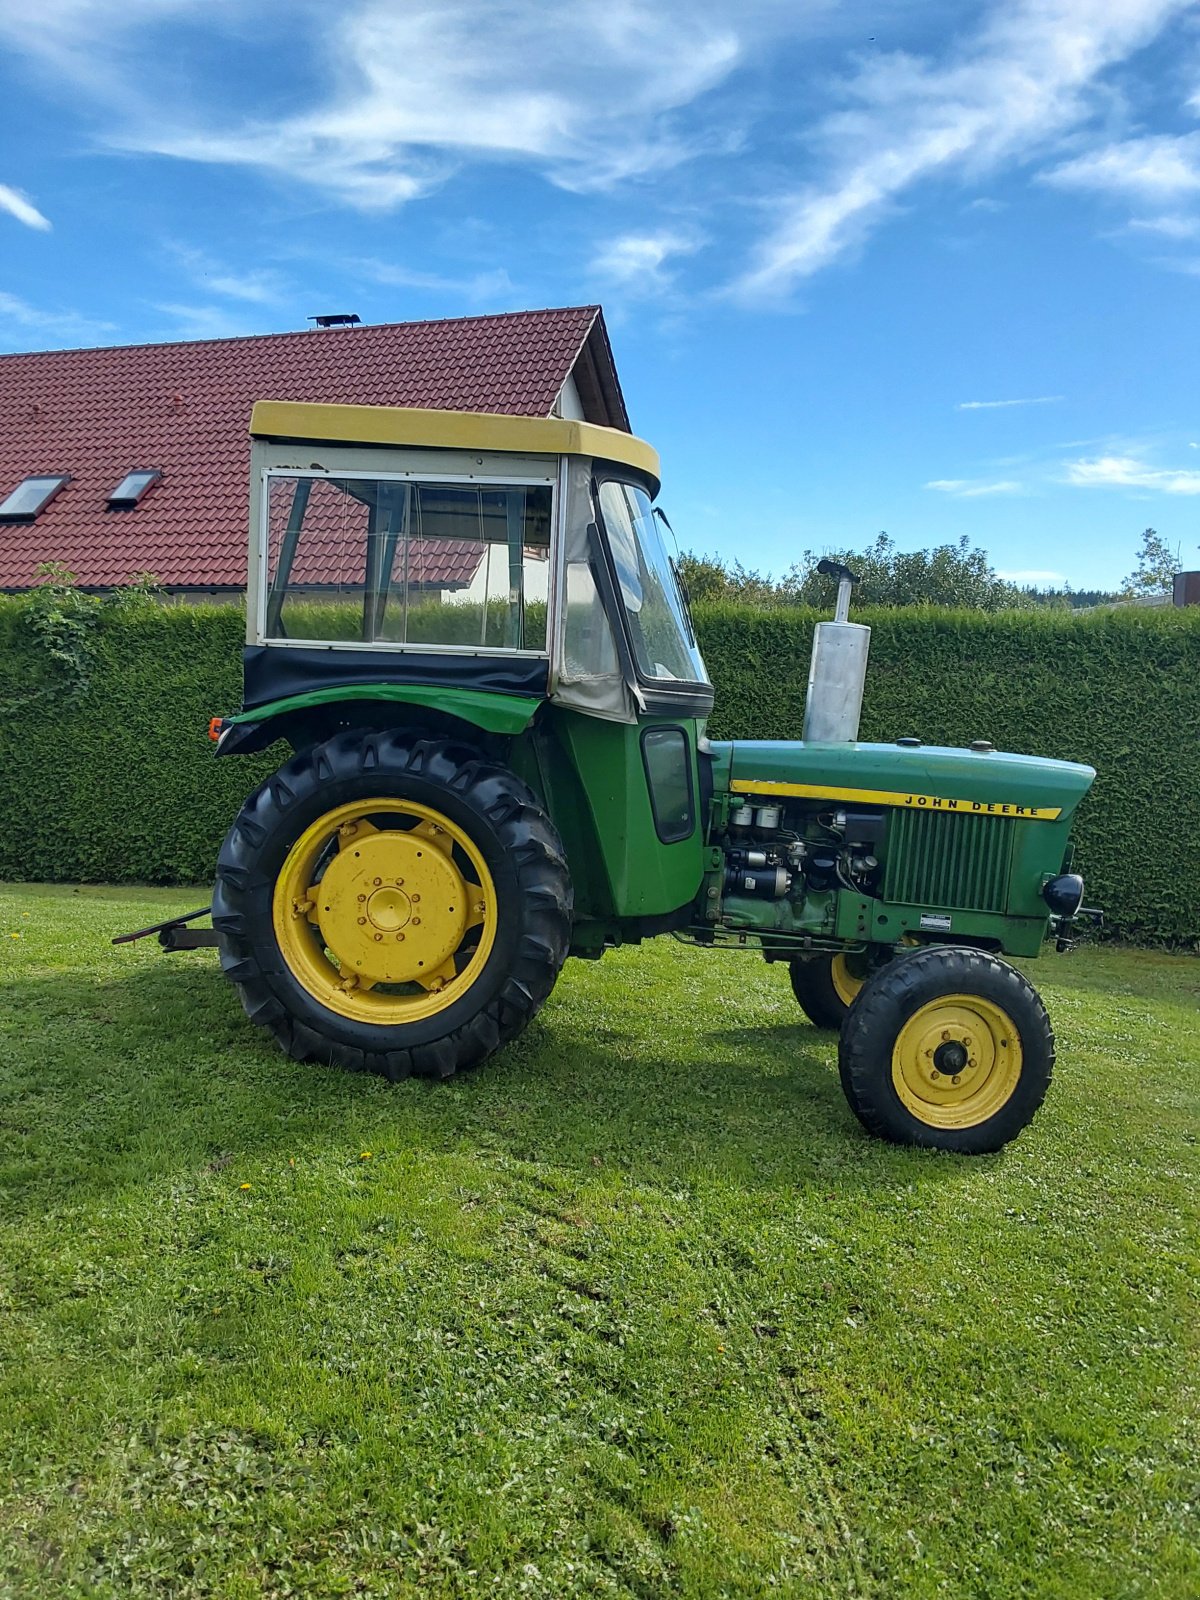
[{"xmin": 676, "ymin": 529, "xmax": 1192, "ymax": 612}]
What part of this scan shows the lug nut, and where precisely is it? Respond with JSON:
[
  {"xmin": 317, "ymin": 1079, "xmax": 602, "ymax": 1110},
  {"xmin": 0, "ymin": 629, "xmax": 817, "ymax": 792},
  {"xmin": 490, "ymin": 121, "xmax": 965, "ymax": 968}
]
[
  {"xmin": 373, "ymin": 876, "xmax": 382, "ymax": 886},
  {"xmin": 930, "ymin": 1071, "xmax": 939, "ymax": 1083},
  {"xmin": 412, "ymin": 917, "xmax": 421, "ymax": 926},
  {"xmin": 475, "ymin": 901, "xmax": 486, "ymax": 914},
  {"xmin": 941, "ymin": 1030, "xmax": 952, "ymax": 1042},
  {"xmin": 357, "ymin": 893, "xmax": 366, "ymax": 903},
  {"xmin": 374, "ymin": 933, "xmax": 383, "ymax": 942},
  {"xmin": 952, "ymin": 1074, "xmax": 962, "ymax": 1086},
  {"xmin": 962, "ymin": 1035, "xmax": 972, "ymax": 1048},
  {"xmin": 396, "ymin": 933, "xmax": 405, "ymax": 942},
  {"xmin": 357, "ymin": 916, "xmax": 367, "ymax": 926},
  {"xmin": 395, "ymin": 878, "xmax": 404, "ymax": 887},
  {"xmin": 411, "ymin": 894, "xmax": 421, "ymax": 904}
]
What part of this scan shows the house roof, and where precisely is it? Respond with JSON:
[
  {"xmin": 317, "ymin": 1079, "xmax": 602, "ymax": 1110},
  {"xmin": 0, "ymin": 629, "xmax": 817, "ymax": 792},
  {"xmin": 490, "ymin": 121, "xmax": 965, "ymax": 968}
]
[{"xmin": 0, "ymin": 305, "xmax": 627, "ymax": 590}]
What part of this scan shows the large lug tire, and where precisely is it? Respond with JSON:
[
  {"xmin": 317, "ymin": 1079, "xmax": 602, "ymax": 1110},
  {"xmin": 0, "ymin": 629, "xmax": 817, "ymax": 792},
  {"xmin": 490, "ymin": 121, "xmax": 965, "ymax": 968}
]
[
  {"xmin": 788, "ymin": 951, "xmax": 870, "ymax": 1030},
  {"xmin": 838, "ymin": 945, "xmax": 1054, "ymax": 1154},
  {"xmin": 212, "ymin": 730, "xmax": 572, "ymax": 1081}
]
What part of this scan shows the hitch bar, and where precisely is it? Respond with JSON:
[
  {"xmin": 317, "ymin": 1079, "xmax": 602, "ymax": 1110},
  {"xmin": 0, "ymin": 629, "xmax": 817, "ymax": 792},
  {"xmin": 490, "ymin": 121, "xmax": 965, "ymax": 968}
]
[
  {"xmin": 112, "ymin": 906, "xmax": 220, "ymax": 951},
  {"xmin": 1055, "ymin": 905, "xmax": 1104, "ymax": 954}
]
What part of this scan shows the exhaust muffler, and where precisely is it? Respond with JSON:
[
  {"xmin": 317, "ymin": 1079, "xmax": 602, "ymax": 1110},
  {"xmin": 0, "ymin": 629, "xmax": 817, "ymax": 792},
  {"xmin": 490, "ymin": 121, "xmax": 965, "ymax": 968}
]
[{"xmin": 802, "ymin": 559, "xmax": 870, "ymax": 744}]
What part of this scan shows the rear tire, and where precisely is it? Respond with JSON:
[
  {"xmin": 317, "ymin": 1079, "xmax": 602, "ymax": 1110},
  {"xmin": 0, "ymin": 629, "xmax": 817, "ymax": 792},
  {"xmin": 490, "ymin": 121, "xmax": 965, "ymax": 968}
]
[
  {"xmin": 212, "ymin": 730, "xmax": 572, "ymax": 1081},
  {"xmin": 838, "ymin": 945, "xmax": 1054, "ymax": 1154}
]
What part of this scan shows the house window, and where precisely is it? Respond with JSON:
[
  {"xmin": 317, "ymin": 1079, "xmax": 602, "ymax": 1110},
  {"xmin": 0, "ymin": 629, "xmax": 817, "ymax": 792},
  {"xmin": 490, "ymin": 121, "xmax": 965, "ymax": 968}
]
[
  {"xmin": 0, "ymin": 474, "xmax": 71, "ymax": 521},
  {"xmin": 107, "ymin": 469, "xmax": 161, "ymax": 508}
]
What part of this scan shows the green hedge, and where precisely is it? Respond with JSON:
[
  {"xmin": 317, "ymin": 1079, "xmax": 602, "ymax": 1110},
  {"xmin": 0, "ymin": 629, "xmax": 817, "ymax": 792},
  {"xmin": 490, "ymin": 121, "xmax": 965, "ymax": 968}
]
[
  {"xmin": 699, "ymin": 603, "xmax": 1200, "ymax": 946},
  {"xmin": 0, "ymin": 596, "xmax": 1197, "ymax": 944}
]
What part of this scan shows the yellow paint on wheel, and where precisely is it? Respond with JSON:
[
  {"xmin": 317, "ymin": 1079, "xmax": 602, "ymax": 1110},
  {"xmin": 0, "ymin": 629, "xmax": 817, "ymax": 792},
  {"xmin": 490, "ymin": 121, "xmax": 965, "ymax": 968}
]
[
  {"xmin": 891, "ymin": 994, "xmax": 1022, "ymax": 1130},
  {"xmin": 272, "ymin": 798, "xmax": 497, "ymax": 1024},
  {"xmin": 830, "ymin": 953, "xmax": 865, "ymax": 1008}
]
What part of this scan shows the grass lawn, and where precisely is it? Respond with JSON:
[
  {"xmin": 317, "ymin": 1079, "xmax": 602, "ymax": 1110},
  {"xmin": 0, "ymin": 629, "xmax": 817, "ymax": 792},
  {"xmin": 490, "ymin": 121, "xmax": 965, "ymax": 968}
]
[{"xmin": 0, "ymin": 883, "xmax": 1196, "ymax": 1599}]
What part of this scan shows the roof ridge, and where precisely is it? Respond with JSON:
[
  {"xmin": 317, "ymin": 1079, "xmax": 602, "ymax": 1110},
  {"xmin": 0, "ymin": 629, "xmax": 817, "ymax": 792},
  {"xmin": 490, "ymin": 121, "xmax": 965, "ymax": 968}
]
[{"xmin": 0, "ymin": 304, "xmax": 603, "ymax": 364}]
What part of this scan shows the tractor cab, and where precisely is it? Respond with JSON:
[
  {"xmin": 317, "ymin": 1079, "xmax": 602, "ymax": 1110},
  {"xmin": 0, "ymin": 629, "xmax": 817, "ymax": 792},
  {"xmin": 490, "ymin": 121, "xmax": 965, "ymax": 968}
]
[{"xmin": 232, "ymin": 401, "xmax": 710, "ymax": 739}]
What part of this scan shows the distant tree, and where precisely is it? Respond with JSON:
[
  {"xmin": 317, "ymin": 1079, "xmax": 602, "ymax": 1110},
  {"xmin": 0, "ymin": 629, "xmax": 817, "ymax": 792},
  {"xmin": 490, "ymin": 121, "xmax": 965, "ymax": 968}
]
[
  {"xmin": 675, "ymin": 553, "xmax": 782, "ymax": 606},
  {"xmin": 1121, "ymin": 528, "xmax": 1179, "ymax": 597},
  {"xmin": 680, "ymin": 533, "xmax": 1035, "ymax": 612}
]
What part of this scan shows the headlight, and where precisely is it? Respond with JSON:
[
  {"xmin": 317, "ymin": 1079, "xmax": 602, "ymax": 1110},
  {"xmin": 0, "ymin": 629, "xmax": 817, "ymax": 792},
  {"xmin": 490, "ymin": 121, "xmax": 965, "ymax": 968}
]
[{"xmin": 1043, "ymin": 873, "xmax": 1085, "ymax": 917}]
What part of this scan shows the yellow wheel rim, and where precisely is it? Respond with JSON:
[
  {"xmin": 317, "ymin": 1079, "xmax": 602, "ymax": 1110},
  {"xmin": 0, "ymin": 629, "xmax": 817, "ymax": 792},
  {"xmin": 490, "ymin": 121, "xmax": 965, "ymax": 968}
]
[
  {"xmin": 831, "ymin": 953, "xmax": 866, "ymax": 1008},
  {"xmin": 891, "ymin": 994, "xmax": 1022, "ymax": 1130},
  {"xmin": 272, "ymin": 798, "xmax": 498, "ymax": 1024}
]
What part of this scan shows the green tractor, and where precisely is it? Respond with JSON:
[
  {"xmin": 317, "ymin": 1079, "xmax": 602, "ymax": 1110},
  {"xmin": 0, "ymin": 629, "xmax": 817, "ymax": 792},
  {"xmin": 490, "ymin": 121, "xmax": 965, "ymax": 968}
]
[{"xmin": 175, "ymin": 400, "xmax": 1096, "ymax": 1154}]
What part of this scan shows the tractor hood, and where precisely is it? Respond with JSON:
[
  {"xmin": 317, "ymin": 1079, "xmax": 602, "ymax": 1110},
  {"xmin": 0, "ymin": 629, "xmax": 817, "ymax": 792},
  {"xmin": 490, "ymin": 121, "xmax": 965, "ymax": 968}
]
[{"xmin": 708, "ymin": 740, "xmax": 1095, "ymax": 822}]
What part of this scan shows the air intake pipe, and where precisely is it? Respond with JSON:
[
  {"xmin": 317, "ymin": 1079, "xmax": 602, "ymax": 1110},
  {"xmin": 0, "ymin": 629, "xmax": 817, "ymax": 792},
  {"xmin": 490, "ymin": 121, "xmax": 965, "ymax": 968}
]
[{"xmin": 802, "ymin": 559, "xmax": 870, "ymax": 744}]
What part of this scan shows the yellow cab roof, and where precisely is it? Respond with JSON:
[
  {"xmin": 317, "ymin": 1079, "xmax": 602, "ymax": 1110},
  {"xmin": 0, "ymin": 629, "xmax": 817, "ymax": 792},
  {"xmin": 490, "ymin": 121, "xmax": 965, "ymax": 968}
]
[{"xmin": 250, "ymin": 400, "xmax": 660, "ymax": 493}]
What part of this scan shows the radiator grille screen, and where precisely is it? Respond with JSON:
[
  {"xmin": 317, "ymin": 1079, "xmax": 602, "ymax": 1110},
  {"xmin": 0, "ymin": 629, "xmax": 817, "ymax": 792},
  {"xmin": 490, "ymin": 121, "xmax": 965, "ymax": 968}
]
[{"xmin": 883, "ymin": 809, "xmax": 1014, "ymax": 913}]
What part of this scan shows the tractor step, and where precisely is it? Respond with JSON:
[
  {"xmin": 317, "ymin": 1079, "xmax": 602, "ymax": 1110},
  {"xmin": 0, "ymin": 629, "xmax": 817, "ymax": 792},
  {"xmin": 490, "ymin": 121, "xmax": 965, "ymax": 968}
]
[{"xmin": 112, "ymin": 906, "xmax": 219, "ymax": 951}]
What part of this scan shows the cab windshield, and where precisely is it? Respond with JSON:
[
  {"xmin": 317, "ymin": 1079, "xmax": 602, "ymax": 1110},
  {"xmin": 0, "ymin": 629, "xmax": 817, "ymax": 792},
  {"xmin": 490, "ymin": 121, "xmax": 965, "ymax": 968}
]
[{"xmin": 597, "ymin": 479, "xmax": 707, "ymax": 684}]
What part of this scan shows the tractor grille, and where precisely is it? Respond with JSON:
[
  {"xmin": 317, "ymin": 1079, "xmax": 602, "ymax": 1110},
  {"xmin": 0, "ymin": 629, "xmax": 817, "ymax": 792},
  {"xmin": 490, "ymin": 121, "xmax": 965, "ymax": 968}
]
[{"xmin": 883, "ymin": 808, "xmax": 1015, "ymax": 913}]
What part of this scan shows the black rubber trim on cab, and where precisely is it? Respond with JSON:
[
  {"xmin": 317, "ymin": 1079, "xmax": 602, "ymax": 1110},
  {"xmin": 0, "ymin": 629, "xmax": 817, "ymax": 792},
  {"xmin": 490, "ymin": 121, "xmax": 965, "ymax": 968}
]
[
  {"xmin": 212, "ymin": 730, "xmax": 572, "ymax": 1082},
  {"xmin": 837, "ymin": 945, "xmax": 1055, "ymax": 1155},
  {"xmin": 242, "ymin": 645, "xmax": 549, "ymax": 712}
]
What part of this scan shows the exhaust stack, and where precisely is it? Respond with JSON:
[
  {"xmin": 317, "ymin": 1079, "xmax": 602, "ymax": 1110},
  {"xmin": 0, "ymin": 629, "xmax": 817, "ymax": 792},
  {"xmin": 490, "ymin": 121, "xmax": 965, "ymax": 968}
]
[{"xmin": 803, "ymin": 559, "xmax": 870, "ymax": 743}]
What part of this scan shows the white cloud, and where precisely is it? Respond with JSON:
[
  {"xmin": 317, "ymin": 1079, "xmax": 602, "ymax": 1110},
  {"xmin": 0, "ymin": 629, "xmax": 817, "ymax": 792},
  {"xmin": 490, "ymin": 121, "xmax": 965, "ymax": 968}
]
[
  {"xmin": 164, "ymin": 242, "xmax": 288, "ymax": 304},
  {"xmin": 0, "ymin": 1, "xmax": 804, "ymax": 209},
  {"xmin": 926, "ymin": 477, "xmax": 1023, "ymax": 497},
  {"xmin": 998, "ymin": 568, "xmax": 1067, "ymax": 584},
  {"xmin": 1064, "ymin": 453, "xmax": 1200, "ymax": 493},
  {"xmin": 1044, "ymin": 132, "xmax": 1200, "ymax": 199},
  {"xmin": 1126, "ymin": 212, "xmax": 1200, "ymax": 238},
  {"xmin": 353, "ymin": 258, "xmax": 517, "ymax": 303},
  {"xmin": 0, "ymin": 289, "xmax": 114, "ymax": 349},
  {"xmin": 734, "ymin": 0, "xmax": 1188, "ymax": 299},
  {"xmin": 592, "ymin": 231, "xmax": 703, "ymax": 289},
  {"xmin": 958, "ymin": 395, "xmax": 1063, "ymax": 410},
  {"xmin": 0, "ymin": 183, "xmax": 51, "ymax": 230}
]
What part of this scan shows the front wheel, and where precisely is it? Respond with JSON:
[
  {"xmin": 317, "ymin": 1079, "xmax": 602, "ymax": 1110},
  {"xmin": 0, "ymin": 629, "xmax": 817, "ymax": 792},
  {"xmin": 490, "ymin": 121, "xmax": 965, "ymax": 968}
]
[
  {"xmin": 788, "ymin": 951, "xmax": 870, "ymax": 1029},
  {"xmin": 212, "ymin": 730, "xmax": 572, "ymax": 1080},
  {"xmin": 838, "ymin": 946, "xmax": 1054, "ymax": 1154}
]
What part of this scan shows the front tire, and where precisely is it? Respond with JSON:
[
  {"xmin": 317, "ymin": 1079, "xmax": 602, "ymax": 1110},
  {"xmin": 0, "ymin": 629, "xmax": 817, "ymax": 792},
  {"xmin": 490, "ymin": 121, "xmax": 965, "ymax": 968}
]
[
  {"xmin": 212, "ymin": 730, "xmax": 572, "ymax": 1080},
  {"xmin": 838, "ymin": 946, "xmax": 1054, "ymax": 1154},
  {"xmin": 788, "ymin": 951, "xmax": 869, "ymax": 1029}
]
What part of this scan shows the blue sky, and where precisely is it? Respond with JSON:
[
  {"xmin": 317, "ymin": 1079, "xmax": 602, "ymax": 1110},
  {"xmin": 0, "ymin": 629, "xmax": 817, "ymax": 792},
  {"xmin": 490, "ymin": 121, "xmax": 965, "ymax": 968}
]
[{"xmin": 1, "ymin": 0, "xmax": 1199, "ymax": 590}]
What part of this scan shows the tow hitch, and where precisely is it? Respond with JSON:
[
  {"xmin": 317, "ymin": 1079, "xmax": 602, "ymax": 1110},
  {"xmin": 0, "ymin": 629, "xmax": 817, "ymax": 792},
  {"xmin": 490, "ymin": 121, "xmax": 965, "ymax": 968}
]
[{"xmin": 112, "ymin": 906, "xmax": 219, "ymax": 951}]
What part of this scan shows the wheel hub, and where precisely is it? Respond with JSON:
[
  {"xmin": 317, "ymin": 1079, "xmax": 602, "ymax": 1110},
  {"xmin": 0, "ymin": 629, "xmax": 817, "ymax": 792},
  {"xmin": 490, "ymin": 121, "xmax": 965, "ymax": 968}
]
[
  {"xmin": 891, "ymin": 995, "xmax": 1022, "ymax": 1129},
  {"xmin": 316, "ymin": 830, "xmax": 467, "ymax": 986},
  {"xmin": 933, "ymin": 1039, "xmax": 969, "ymax": 1076},
  {"xmin": 366, "ymin": 885, "xmax": 411, "ymax": 932}
]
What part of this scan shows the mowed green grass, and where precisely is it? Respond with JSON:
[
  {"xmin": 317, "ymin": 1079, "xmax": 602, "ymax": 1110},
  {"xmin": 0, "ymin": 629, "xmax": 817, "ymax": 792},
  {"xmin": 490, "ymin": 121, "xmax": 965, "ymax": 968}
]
[{"xmin": 0, "ymin": 885, "xmax": 1196, "ymax": 1600}]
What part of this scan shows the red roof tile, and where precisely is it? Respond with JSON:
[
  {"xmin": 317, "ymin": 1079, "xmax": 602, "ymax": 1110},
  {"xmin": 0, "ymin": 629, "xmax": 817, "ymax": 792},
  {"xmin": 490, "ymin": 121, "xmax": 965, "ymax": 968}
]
[{"xmin": 0, "ymin": 306, "xmax": 624, "ymax": 590}]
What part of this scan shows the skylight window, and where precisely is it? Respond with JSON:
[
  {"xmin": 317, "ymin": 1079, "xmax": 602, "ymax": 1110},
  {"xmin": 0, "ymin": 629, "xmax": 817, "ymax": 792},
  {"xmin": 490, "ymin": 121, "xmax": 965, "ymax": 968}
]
[
  {"xmin": 0, "ymin": 474, "xmax": 71, "ymax": 521},
  {"xmin": 107, "ymin": 469, "xmax": 161, "ymax": 509}
]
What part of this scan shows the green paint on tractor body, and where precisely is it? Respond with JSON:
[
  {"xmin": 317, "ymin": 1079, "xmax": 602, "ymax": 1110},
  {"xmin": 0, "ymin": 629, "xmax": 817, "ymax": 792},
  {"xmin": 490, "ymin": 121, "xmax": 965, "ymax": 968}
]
[
  {"xmin": 222, "ymin": 404, "xmax": 1096, "ymax": 966},
  {"xmin": 190, "ymin": 400, "xmax": 1101, "ymax": 1149}
]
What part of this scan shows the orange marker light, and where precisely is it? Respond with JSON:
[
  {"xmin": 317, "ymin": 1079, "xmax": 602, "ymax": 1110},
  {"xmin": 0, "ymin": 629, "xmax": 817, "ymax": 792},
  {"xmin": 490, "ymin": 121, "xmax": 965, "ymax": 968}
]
[{"xmin": 208, "ymin": 716, "xmax": 223, "ymax": 742}]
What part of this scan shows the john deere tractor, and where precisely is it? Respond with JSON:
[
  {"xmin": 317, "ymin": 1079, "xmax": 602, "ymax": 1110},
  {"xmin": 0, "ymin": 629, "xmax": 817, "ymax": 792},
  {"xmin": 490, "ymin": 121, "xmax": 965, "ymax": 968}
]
[{"xmin": 149, "ymin": 400, "xmax": 1098, "ymax": 1154}]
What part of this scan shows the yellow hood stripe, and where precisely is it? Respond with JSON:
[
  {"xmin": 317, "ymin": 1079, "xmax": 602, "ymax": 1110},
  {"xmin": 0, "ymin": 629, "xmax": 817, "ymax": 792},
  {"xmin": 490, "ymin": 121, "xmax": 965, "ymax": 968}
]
[{"xmin": 729, "ymin": 778, "xmax": 1062, "ymax": 820}]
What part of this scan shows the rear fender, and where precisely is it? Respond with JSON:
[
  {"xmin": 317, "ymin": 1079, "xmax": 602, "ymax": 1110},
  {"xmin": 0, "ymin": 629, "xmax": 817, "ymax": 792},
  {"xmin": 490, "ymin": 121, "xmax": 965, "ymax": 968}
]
[{"xmin": 215, "ymin": 690, "xmax": 537, "ymax": 759}]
